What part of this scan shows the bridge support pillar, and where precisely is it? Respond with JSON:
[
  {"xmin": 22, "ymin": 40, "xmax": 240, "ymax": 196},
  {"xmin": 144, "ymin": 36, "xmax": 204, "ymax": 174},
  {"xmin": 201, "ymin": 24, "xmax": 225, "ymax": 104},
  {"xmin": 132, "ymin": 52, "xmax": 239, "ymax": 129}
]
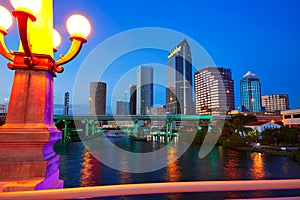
[
  {"xmin": 198, "ymin": 120, "xmax": 202, "ymax": 131},
  {"xmin": 91, "ymin": 120, "xmax": 96, "ymax": 136},
  {"xmin": 85, "ymin": 120, "xmax": 89, "ymax": 137},
  {"xmin": 169, "ymin": 120, "xmax": 173, "ymax": 139},
  {"xmin": 207, "ymin": 120, "xmax": 212, "ymax": 133},
  {"xmin": 62, "ymin": 120, "xmax": 70, "ymax": 145},
  {"xmin": 133, "ymin": 119, "xmax": 138, "ymax": 137}
]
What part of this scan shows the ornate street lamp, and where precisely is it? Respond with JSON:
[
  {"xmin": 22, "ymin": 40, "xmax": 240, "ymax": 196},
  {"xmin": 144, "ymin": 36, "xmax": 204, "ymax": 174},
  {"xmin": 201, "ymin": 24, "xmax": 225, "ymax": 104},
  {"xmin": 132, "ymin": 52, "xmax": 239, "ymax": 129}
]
[{"xmin": 0, "ymin": 0, "xmax": 91, "ymax": 192}]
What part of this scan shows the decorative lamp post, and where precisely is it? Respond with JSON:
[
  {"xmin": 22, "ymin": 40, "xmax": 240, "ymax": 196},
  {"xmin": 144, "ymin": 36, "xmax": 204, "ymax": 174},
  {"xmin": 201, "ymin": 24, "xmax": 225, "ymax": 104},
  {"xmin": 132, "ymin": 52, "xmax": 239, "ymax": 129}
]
[{"xmin": 0, "ymin": 0, "xmax": 91, "ymax": 192}]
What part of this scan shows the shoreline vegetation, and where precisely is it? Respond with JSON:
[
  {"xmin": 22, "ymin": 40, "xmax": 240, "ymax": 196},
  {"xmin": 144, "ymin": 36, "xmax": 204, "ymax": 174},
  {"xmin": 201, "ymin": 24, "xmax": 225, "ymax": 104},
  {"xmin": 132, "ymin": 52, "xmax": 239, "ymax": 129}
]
[
  {"xmin": 189, "ymin": 130, "xmax": 300, "ymax": 162},
  {"xmin": 189, "ymin": 113, "xmax": 300, "ymax": 162}
]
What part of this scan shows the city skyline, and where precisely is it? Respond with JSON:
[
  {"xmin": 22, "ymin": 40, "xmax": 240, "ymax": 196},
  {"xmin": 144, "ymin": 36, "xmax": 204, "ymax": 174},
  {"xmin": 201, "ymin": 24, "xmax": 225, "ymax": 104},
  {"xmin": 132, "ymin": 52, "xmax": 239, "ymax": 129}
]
[{"xmin": 0, "ymin": 0, "xmax": 299, "ymax": 110}]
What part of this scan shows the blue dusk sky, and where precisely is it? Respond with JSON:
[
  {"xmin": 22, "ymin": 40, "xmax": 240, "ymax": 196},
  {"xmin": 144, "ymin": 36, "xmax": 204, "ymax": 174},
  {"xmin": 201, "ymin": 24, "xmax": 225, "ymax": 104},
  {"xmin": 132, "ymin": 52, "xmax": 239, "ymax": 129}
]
[{"xmin": 0, "ymin": 0, "xmax": 300, "ymax": 113}]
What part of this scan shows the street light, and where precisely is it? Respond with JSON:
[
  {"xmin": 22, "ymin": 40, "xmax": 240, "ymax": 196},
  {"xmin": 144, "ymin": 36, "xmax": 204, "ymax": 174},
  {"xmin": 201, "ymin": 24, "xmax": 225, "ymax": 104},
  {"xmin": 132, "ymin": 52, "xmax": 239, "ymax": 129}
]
[
  {"xmin": 0, "ymin": 0, "xmax": 92, "ymax": 192},
  {"xmin": 0, "ymin": 3, "xmax": 90, "ymax": 74}
]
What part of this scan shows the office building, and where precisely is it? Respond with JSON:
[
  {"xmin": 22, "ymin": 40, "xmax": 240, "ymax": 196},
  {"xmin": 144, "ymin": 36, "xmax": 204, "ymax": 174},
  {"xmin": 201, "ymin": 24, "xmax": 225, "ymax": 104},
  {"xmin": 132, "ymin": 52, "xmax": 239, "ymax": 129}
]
[
  {"xmin": 129, "ymin": 84, "xmax": 137, "ymax": 115},
  {"xmin": 89, "ymin": 82, "xmax": 106, "ymax": 115},
  {"xmin": 194, "ymin": 67, "xmax": 235, "ymax": 115},
  {"xmin": 262, "ymin": 94, "xmax": 290, "ymax": 112},
  {"xmin": 240, "ymin": 71, "xmax": 262, "ymax": 112},
  {"xmin": 116, "ymin": 100, "xmax": 129, "ymax": 115},
  {"xmin": 150, "ymin": 107, "xmax": 166, "ymax": 115},
  {"xmin": 63, "ymin": 92, "xmax": 69, "ymax": 115},
  {"xmin": 136, "ymin": 66, "xmax": 153, "ymax": 115},
  {"xmin": 166, "ymin": 39, "xmax": 194, "ymax": 115}
]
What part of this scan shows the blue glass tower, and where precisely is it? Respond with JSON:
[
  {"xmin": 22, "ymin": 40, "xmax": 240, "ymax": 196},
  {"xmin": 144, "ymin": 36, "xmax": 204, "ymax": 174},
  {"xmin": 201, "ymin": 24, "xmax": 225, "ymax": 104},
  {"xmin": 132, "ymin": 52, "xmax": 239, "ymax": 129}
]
[
  {"xmin": 166, "ymin": 39, "xmax": 194, "ymax": 115},
  {"xmin": 240, "ymin": 71, "xmax": 262, "ymax": 112},
  {"xmin": 137, "ymin": 66, "xmax": 153, "ymax": 115}
]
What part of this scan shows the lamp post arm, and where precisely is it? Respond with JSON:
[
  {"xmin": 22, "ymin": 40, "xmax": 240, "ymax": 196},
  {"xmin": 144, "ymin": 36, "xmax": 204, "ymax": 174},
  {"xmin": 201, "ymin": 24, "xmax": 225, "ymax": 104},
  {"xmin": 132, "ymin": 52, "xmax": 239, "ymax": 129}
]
[
  {"xmin": 12, "ymin": 9, "xmax": 39, "ymax": 66},
  {"xmin": 0, "ymin": 28, "xmax": 14, "ymax": 61},
  {"xmin": 53, "ymin": 34, "xmax": 87, "ymax": 73}
]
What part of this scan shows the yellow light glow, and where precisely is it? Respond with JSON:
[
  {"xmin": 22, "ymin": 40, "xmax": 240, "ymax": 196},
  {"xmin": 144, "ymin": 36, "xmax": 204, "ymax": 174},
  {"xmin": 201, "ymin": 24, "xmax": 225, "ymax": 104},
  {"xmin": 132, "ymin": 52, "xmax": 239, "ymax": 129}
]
[
  {"xmin": 66, "ymin": 15, "xmax": 91, "ymax": 38},
  {"xmin": 53, "ymin": 29, "xmax": 61, "ymax": 48},
  {"xmin": 10, "ymin": 0, "xmax": 42, "ymax": 14},
  {"xmin": 0, "ymin": 5, "xmax": 13, "ymax": 30}
]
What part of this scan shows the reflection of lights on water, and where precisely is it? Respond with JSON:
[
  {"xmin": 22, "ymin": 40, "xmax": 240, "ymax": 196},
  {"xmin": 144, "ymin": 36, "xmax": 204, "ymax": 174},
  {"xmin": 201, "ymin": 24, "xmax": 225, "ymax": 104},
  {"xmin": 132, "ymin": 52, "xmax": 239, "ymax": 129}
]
[
  {"xmin": 119, "ymin": 156, "xmax": 131, "ymax": 184},
  {"xmin": 223, "ymin": 151, "xmax": 243, "ymax": 199},
  {"xmin": 224, "ymin": 151, "xmax": 242, "ymax": 179},
  {"xmin": 250, "ymin": 153, "xmax": 265, "ymax": 179},
  {"xmin": 165, "ymin": 147, "xmax": 181, "ymax": 182},
  {"xmin": 80, "ymin": 149, "xmax": 100, "ymax": 187}
]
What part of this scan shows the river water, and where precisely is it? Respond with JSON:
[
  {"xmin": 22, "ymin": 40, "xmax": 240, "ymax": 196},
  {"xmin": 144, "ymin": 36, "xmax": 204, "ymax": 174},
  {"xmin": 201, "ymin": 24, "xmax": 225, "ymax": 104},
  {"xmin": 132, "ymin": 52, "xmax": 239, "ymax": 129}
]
[{"xmin": 54, "ymin": 136, "xmax": 300, "ymax": 199}]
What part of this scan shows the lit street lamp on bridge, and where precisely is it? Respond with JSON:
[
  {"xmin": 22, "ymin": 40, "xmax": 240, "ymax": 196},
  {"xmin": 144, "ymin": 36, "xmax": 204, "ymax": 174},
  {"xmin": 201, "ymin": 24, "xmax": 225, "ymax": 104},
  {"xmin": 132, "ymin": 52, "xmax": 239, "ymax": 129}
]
[{"xmin": 0, "ymin": 0, "xmax": 91, "ymax": 192}]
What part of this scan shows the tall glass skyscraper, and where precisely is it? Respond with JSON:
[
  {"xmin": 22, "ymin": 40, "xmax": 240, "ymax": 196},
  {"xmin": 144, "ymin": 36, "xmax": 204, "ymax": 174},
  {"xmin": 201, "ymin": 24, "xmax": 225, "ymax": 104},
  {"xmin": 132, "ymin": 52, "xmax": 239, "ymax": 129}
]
[
  {"xmin": 240, "ymin": 71, "xmax": 262, "ymax": 112},
  {"xmin": 129, "ymin": 84, "xmax": 137, "ymax": 115},
  {"xmin": 166, "ymin": 39, "xmax": 194, "ymax": 115},
  {"xmin": 136, "ymin": 66, "xmax": 153, "ymax": 115}
]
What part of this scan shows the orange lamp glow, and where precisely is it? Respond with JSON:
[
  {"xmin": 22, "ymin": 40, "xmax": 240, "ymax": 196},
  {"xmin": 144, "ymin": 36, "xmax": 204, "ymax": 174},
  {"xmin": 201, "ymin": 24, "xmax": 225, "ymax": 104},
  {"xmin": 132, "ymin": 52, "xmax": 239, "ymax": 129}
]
[{"xmin": 10, "ymin": 0, "xmax": 42, "ymax": 15}]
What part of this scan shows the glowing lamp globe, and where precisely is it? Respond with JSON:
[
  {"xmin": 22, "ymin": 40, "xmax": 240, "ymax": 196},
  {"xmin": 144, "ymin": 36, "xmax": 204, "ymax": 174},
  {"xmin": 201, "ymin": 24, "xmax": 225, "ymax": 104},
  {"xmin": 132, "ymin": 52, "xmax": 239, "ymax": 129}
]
[
  {"xmin": 53, "ymin": 29, "xmax": 62, "ymax": 48},
  {"xmin": 0, "ymin": 5, "xmax": 13, "ymax": 30},
  {"xmin": 10, "ymin": 0, "xmax": 42, "ymax": 15},
  {"xmin": 66, "ymin": 15, "xmax": 91, "ymax": 38}
]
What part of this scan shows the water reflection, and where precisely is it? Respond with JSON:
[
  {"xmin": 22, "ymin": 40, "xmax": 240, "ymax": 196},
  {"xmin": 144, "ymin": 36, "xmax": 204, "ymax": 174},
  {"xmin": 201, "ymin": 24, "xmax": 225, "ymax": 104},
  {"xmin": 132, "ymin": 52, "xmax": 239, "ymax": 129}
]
[
  {"xmin": 119, "ymin": 156, "xmax": 132, "ymax": 184},
  {"xmin": 165, "ymin": 147, "xmax": 181, "ymax": 182},
  {"xmin": 165, "ymin": 146, "xmax": 182, "ymax": 200},
  {"xmin": 80, "ymin": 148, "xmax": 100, "ymax": 187},
  {"xmin": 55, "ymin": 139, "xmax": 300, "ymax": 199},
  {"xmin": 224, "ymin": 150, "xmax": 242, "ymax": 179},
  {"xmin": 250, "ymin": 153, "xmax": 265, "ymax": 179}
]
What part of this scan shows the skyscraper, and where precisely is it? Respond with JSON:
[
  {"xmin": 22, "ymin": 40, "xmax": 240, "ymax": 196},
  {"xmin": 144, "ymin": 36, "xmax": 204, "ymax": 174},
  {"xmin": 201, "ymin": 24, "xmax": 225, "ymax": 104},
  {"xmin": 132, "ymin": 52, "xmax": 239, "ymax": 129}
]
[
  {"xmin": 262, "ymin": 94, "xmax": 290, "ymax": 112},
  {"xmin": 116, "ymin": 100, "xmax": 129, "ymax": 115},
  {"xmin": 194, "ymin": 67, "xmax": 235, "ymax": 115},
  {"xmin": 63, "ymin": 91, "xmax": 69, "ymax": 115},
  {"xmin": 166, "ymin": 39, "xmax": 194, "ymax": 115},
  {"xmin": 240, "ymin": 71, "xmax": 262, "ymax": 112},
  {"xmin": 89, "ymin": 82, "xmax": 106, "ymax": 115},
  {"xmin": 136, "ymin": 66, "xmax": 153, "ymax": 115},
  {"xmin": 129, "ymin": 84, "xmax": 137, "ymax": 115}
]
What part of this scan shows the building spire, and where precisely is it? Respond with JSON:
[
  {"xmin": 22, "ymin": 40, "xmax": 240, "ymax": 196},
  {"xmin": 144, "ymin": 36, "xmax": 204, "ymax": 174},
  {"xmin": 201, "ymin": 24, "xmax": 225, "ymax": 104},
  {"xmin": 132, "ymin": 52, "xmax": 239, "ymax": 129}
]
[{"xmin": 243, "ymin": 71, "xmax": 256, "ymax": 78}]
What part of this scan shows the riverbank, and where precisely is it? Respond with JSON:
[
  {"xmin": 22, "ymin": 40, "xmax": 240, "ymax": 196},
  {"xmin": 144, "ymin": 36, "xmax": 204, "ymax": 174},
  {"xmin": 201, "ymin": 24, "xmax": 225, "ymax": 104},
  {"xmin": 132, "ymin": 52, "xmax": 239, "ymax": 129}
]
[{"xmin": 218, "ymin": 145, "xmax": 300, "ymax": 162}]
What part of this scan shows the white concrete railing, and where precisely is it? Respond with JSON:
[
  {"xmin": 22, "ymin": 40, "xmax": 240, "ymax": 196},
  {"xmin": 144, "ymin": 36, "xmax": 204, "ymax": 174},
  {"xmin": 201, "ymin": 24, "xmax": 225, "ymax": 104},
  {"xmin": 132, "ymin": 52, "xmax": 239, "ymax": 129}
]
[{"xmin": 1, "ymin": 179, "xmax": 300, "ymax": 200}]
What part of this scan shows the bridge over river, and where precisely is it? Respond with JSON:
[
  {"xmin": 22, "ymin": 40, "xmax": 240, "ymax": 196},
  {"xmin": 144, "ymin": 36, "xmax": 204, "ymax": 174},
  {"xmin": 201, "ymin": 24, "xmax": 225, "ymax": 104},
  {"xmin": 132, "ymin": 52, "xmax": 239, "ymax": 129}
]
[{"xmin": 52, "ymin": 115, "xmax": 213, "ymax": 144}]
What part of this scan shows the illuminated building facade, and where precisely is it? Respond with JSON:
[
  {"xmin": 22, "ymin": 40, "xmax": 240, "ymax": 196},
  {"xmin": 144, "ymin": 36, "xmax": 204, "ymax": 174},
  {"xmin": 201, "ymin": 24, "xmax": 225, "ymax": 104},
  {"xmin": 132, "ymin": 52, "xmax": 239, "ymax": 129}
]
[
  {"xmin": 262, "ymin": 94, "xmax": 290, "ymax": 112},
  {"xmin": 194, "ymin": 67, "xmax": 235, "ymax": 115},
  {"xmin": 166, "ymin": 39, "xmax": 194, "ymax": 115},
  {"xmin": 89, "ymin": 82, "xmax": 107, "ymax": 115},
  {"xmin": 240, "ymin": 71, "xmax": 262, "ymax": 112}
]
